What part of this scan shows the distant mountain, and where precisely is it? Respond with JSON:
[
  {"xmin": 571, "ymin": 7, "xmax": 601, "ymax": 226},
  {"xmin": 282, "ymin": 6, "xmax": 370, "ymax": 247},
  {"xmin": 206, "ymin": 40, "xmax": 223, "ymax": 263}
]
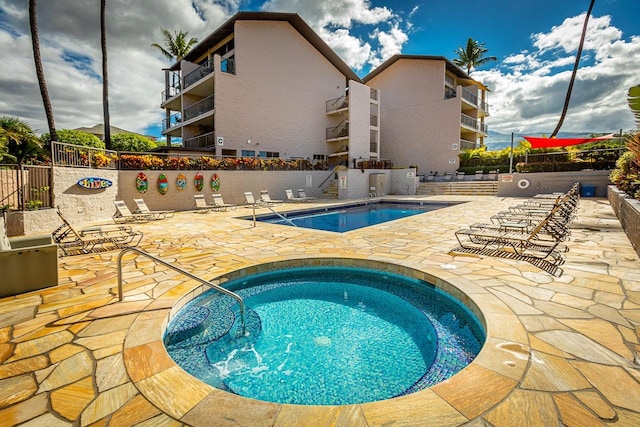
[{"xmin": 483, "ymin": 130, "xmax": 597, "ymax": 151}]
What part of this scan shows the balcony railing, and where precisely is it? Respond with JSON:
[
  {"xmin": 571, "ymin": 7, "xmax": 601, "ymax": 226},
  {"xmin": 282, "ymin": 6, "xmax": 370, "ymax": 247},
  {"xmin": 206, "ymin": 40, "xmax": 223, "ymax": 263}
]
[
  {"xmin": 461, "ymin": 87, "xmax": 490, "ymax": 114},
  {"xmin": 461, "ymin": 113, "xmax": 488, "ymax": 134},
  {"xmin": 183, "ymin": 95, "xmax": 214, "ymax": 122},
  {"xmin": 460, "ymin": 139, "xmax": 477, "ymax": 150},
  {"xmin": 183, "ymin": 60, "xmax": 214, "ymax": 89},
  {"xmin": 326, "ymin": 95, "xmax": 349, "ymax": 113},
  {"xmin": 52, "ymin": 141, "xmax": 117, "ymax": 169},
  {"xmin": 370, "ymin": 114, "xmax": 378, "ymax": 126},
  {"xmin": 162, "ymin": 112, "xmax": 182, "ymax": 132},
  {"xmin": 162, "ymin": 85, "xmax": 181, "ymax": 102},
  {"xmin": 326, "ymin": 123, "xmax": 349, "ymax": 140},
  {"xmin": 183, "ymin": 131, "xmax": 216, "ymax": 149},
  {"xmin": 370, "ymin": 88, "xmax": 378, "ymax": 101}
]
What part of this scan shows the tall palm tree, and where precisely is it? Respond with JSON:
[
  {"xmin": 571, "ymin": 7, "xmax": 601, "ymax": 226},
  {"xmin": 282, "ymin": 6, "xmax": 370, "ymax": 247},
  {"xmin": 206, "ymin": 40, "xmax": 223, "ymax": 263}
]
[
  {"xmin": 101, "ymin": 0, "xmax": 111, "ymax": 149},
  {"xmin": 550, "ymin": 0, "xmax": 596, "ymax": 138},
  {"xmin": 453, "ymin": 38, "xmax": 497, "ymax": 74},
  {"xmin": 28, "ymin": 0, "xmax": 57, "ymax": 142},
  {"xmin": 151, "ymin": 28, "xmax": 198, "ymax": 62}
]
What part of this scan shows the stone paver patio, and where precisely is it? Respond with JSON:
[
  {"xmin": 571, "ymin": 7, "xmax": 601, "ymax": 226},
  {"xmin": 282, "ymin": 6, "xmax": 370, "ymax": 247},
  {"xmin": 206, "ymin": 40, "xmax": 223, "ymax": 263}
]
[{"xmin": 1, "ymin": 195, "xmax": 639, "ymax": 426}]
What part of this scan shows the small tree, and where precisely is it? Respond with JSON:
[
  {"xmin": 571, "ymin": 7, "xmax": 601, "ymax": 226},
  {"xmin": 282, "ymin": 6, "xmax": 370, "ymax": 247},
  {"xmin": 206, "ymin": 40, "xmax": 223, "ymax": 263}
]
[{"xmin": 110, "ymin": 133, "xmax": 157, "ymax": 152}]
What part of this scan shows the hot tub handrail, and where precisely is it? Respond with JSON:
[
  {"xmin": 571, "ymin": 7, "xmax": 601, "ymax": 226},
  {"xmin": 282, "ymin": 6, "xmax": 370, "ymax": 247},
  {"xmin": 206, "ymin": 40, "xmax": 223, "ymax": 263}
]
[{"xmin": 117, "ymin": 247, "xmax": 246, "ymax": 334}]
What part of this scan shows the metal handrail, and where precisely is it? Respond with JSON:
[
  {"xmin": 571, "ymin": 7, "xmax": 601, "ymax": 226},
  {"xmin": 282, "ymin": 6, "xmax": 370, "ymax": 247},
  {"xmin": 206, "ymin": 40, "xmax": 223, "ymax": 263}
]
[
  {"xmin": 266, "ymin": 205, "xmax": 297, "ymax": 227},
  {"xmin": 117, "ymin": 247, "xmax": 246, "ymax": 334}
]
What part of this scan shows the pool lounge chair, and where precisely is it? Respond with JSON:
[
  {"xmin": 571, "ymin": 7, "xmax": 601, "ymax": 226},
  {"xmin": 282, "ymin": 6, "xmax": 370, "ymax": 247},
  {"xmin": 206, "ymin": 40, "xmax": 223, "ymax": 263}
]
[
  {"xmin": 483, "ymin": 170, "xmax": 498, "ymax": 181},
  {"xmin": 113, "ymin": 200, "xmax": 152, "ymax": 223},
  {"xmin": 474, "ymin": 171, "xmax": 484, "ymax": 181},
  {"xmin": 193, "ymin": 194, "xmax": 220, "ymax": 212},
  {"xmin": 455, "ymin": 171, "xmax": 465, "ymax": 181},
  {"xmin": 133, "ymin": 198, "xmax": 175, "ymax": 220},
  {"xmin": 260, "ymin": 190, "xmax": 283, "ymax": 206},
  {"xmin": 53, "ymin": 207, "xmax": 143, "ymax": 256},
  {"xmin": 1, "ymin": 216, "xmax": 59, "ymax": 297},
  {"xmin": 285, "ymin": 189, "xmax": 306, "ymax": 202},
  {"xmin": 211, "ymin": 194, "xmax": 237, "ymax": 210},
  {"xmin": 297, "ymin": 189, "xmax": 317, "ymax": 201},
  {"xmin": 244, "ymin": 192, "xmax": 267, "ymax": 207}
]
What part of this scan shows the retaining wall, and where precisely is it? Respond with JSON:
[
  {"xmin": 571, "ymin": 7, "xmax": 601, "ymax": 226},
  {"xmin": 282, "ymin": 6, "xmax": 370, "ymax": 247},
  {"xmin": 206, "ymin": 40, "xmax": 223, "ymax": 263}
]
[
  {"xmin": 497, "ymin": 170, "xmax": 612, "ymax": 198},
  {"xmin": 608, "ymin": 186, "xmax": 640, "ymax": 257}
]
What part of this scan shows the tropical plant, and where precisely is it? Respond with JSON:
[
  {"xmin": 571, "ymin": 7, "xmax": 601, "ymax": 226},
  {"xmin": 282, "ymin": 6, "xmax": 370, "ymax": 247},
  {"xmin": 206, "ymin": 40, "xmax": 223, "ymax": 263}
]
[
  {"xmin": 41, "ymin": 129, "xmax": 105, "ymax": 149},
  {"xmin": 629, "ymin": 85, "xmax": 640, "ymax": 128},
  {"xmin": 28, "ymin": 0, "xmax": 57, "ymax": 142},
  {"xmin": 0, "ymin": 116, "xmax": 42, "ymax": 164},
  {"xmin": 151, "ymin": 28, "xmax": 198, "ymax": 62},
  {"xmin": 110, "ymin": 133, "xmax": 157, "ymax": 152},
  {"xmin": 550, "ymin": 0, "xmax": 595, "ymax": 137},
  {"xmin": 101, "ymin": 0, "xmax": 111, "ymax": 149},
  {"xmin": 452, "ymin": 38, "xmax": 497, "ymax": 74}
]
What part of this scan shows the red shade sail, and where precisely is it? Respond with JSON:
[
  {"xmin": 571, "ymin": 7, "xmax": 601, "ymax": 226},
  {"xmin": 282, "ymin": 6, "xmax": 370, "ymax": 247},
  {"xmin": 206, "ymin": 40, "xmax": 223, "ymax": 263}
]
[{"xmin": 523, "ymin": 134, "xmax": 615, "ymax": 149}]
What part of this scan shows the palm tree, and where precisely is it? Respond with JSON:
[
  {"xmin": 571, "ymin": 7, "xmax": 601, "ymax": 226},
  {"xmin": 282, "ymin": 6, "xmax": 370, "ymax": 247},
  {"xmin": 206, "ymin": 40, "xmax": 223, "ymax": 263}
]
[
  {"xmin": 101, "ymin": 0, "xmax": 111, "ymax": 149},
  {"xmin": 151, "ymin": 28, "xmax": 198, "ymax": 62},
  {"xmin": 28, "ymin": 0, "xmax": 57, "ymax": 142},
  {"xmin": 550, "ymin": 0, "xmax": 596, "ymax": 138},
  {"xmin": 453, "ymin": 38, "xmax": 497, "ymax": 74},
  {"xmin": 0, "ymin": 116, "xmax": 42, "ymax": 165}
]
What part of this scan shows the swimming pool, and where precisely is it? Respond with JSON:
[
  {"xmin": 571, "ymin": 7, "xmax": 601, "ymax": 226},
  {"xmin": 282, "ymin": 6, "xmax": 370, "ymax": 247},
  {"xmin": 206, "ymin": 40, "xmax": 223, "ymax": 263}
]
[
  {"xmin": 254, "ymin": 201, "xmax": 458, "ymax": 232},
  {"xmin": 164, "ymin": 265, "xmax": 485, "ymax": 405}
]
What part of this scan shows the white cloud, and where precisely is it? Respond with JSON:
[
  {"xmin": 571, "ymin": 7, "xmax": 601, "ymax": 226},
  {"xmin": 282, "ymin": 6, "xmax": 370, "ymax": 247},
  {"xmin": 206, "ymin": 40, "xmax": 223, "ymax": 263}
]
[
  {"xmin": 476, "ymin": 13, "xmax": 639, "ymax": 135},
  {"xmin": 261, "ymin": 0, "xmax": 409, "ymax": 71}
]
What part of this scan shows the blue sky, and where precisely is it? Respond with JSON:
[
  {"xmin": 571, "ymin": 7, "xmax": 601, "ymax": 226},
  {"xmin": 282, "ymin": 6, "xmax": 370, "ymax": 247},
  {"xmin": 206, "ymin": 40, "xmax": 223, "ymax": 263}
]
[{"xmin": 0, "ymin": 0, "xmax": 638, "ymax": 144}]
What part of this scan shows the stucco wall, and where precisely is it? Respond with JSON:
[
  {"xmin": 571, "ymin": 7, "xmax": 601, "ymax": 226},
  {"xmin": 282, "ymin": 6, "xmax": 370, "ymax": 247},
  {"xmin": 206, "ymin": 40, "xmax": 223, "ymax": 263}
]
[
  {"xmin": 337, "ymin": 168, "xmax": 416, "ymax": 199},
  {"xmin": 214, "ymin": 20, "xmax": 347, "ymax": 158},
  {"xmin": 496, "ymin": 170, "xmax": 612, "ymax": 197},
  {"xmin": 367, "ymin": 58, "xmax": 461, "ymax": 175}
]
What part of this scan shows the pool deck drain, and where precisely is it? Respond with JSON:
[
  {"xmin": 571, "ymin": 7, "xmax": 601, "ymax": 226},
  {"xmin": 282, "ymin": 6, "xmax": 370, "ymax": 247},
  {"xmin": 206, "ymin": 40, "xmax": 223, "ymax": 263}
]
[{"xmin": 0, "ymin": 196, "xmax": 639, "ymax": 426}]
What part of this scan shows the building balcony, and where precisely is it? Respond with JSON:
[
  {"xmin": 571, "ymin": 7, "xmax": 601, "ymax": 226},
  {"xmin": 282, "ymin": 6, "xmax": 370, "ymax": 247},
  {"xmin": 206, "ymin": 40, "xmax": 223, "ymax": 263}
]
[
  {"xmin": 326, "ymin": 123, "xmax": 349, "ymax": 141},
  {"xmin": 326, "ymin": 95, "xmax": 349, "ymax": 114},
  {"xmin": 162, "ymin": 112, "xmax": 182, "ymax": 133},
  {"xmin": 183, "ymin": 131, "xmax": 216, "ymax": 149},
  {"xmin": 183, "ymin": 60, "xmax": 214, "ymax": 89},
  {"xmin": 460, "ymin": 139, "xmax": 478, "ymax": 150},
  {"xmin": 461, "ymin": 113, "xmax": 488, "ymax": 135},
  {"xmin": 183, "ymin": 95, "xmax": 214, "ymax": 122},
  {"xmin": 461, "ymin": 87, "xmax": 490, "ymax": 115}
]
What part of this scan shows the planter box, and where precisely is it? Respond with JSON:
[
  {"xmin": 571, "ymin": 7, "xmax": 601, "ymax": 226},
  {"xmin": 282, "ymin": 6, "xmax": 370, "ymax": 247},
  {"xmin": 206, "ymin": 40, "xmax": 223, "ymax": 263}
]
[{"xmin": 608, "ymin": 186, "xmax": 640, "ymax": 257}]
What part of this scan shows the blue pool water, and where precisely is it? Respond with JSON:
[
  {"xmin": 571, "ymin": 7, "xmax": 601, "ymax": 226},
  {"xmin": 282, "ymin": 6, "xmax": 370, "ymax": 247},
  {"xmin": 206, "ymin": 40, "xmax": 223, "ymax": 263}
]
[
  {"xmin": 257, "ymin": 201, "xmax": 455, "ymax": 232},
  {"xmin": 164, "ymin": 267, "xmax": 485, "ymax": 405}
]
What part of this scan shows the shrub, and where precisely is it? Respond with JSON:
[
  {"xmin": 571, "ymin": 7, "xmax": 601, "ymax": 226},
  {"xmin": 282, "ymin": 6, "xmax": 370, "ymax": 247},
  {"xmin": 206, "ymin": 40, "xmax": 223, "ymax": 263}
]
[
  {"xmin": 42, "ymin": 129, "xmax": 104, "ymax": 149},
  {"xmin": 610, "ymin": 133, "xmax": 640, "ymax": 200},
  {"xmin": 110, "ymin": 133, "xmax": 157, "ymax": 152}
]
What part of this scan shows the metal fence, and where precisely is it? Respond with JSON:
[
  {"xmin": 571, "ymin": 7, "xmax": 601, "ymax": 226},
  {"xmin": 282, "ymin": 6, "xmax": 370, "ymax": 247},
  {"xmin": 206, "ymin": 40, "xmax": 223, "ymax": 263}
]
[
  {"xmin": 52, "ymin": 141, "xmax": 118, "ymax": 169},
  {"xmin": 0, "ymin": 164, "xmax": 53, "ymax": 211}
]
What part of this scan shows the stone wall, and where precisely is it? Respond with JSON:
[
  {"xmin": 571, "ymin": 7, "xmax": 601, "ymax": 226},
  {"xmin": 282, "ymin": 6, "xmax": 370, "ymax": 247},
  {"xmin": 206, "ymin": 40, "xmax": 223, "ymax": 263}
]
[{"xmin": 608, "ymin": 186, "xmax": 640, "ymax": 257}]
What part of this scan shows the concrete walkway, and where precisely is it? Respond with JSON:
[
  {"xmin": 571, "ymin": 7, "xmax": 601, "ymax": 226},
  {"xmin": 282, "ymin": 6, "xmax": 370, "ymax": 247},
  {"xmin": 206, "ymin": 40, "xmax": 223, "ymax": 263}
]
[{"xmin": 1, "ymin": 196, "xmax": 639, "ymax": 426}]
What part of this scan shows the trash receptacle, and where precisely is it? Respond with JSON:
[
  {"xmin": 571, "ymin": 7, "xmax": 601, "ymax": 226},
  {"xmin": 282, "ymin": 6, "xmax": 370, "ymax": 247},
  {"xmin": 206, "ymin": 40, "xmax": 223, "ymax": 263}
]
[{"xmin": 580, "ymin": 184, "xmax": 595, "ymax": 197}]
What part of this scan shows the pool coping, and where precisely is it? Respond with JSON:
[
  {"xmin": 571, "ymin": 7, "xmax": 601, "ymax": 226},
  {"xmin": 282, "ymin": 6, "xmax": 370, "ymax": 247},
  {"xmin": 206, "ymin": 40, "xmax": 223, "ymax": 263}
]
[{"xmin": 122, "ymin": 256, "xmax": 530, "ymax": 425}]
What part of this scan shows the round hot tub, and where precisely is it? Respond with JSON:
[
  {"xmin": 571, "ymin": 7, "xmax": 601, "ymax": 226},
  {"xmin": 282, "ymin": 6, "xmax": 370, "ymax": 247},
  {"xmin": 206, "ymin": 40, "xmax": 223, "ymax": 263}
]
[{"xmin": 164, "ymin": 265, "xmax": 485, "ymax": 405}]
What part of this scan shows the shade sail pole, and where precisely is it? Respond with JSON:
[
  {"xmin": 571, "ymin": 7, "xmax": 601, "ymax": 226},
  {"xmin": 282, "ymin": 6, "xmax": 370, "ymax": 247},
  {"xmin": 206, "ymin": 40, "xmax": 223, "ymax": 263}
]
[{"xmin": 550, "ymin": 0, "xmax": 596, "ymax": 138}]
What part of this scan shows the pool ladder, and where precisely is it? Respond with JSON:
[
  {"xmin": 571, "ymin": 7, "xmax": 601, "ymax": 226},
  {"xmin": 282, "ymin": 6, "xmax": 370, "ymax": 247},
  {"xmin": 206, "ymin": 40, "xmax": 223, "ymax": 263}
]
[{"xmin": 117, "ymin": 247, "xmax": 246, "ymax": 334}]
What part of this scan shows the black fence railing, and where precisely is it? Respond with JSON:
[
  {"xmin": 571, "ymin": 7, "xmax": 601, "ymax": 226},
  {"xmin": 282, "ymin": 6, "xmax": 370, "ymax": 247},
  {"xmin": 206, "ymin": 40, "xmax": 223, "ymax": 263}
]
[{"xmin": 0, "ymin": 164, "xmax": 53, "ymax": 212}]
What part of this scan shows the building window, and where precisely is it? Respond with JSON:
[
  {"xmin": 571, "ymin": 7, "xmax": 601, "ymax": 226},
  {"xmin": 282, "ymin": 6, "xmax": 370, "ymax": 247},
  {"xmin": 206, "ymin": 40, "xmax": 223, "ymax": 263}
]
[
  {"xmin": 241, "ymin": 150, "xmax": 255, "ymax": 157},
  {"xmin": 259, "ymin": 151, "xmax": 279, "ymax": 158}
]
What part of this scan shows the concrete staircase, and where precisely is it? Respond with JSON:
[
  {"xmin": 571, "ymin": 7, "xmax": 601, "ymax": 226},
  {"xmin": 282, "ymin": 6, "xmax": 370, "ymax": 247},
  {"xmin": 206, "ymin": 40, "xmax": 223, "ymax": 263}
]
[
  {"xmin": 321, "ymin": 180, "xmax": 339, "ymax": 199},
  {"xmin": 417, "ymin": 181, "xmax": 498, "ymax": 196}
]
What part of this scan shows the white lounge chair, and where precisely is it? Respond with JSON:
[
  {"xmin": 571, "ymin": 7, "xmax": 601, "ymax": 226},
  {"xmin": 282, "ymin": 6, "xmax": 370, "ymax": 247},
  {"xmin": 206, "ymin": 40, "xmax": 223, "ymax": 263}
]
[
  {"xmin": 133, "ymin": 198, "xmax": 175, "ymax": 220},
  {"xmin": 285, "ymin": 189, "xmax": 305, "ymax": 202},
  {"xmin": 260, "ymin": 190, "xmax": 283, "ymax": 206},
  {"xmin": 113, "ymin": 200, "xmax": 152, "ymax": 223},
  {"xmin": 297, "ymin": 189, "xmax": 316, "ymax": 201},
  {"xmin": 212, "ymin": 193, "xmax": 237, "ymax": 210}
]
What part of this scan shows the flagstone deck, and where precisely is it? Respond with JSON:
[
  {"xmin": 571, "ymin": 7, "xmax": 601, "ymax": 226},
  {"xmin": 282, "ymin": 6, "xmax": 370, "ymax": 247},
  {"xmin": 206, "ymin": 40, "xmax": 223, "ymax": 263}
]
[{"xmin": 1, "ymin": 196, "xmax": 640, "ymax": 426}]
